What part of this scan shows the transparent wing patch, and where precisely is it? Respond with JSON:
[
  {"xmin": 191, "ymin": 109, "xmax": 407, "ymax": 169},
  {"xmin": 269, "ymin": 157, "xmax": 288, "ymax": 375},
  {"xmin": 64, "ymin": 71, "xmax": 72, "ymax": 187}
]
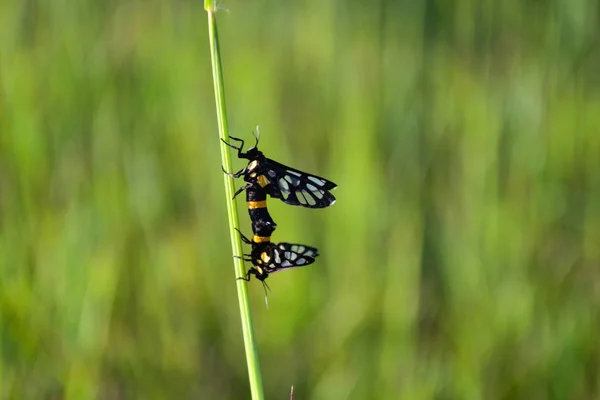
[
  {"xmin": 262, "ymin": 242, "xmax": 319, "ymax": 273},
  {"xmin": 262, "ymin": 159, "xmax": 337, "ymax": 209}
]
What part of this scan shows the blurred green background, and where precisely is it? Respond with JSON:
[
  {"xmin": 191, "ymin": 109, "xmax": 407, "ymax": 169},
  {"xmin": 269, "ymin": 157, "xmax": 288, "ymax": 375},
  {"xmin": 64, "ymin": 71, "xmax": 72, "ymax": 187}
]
[{"xmin": 1, "ymin": 0, "xmax": 599, "ymax": 399}]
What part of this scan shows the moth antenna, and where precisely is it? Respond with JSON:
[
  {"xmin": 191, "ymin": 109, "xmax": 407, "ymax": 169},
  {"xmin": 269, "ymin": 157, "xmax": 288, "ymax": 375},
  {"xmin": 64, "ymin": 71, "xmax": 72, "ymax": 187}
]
[
  {"xmin": 263, "ymin": 279, "xmax": 272, "ymax": 294},
  {"xmin": 260, "ymin": 280, "xmax": 273, "ymax": 309},
  {"xmin": 261, "ymin": 281, "xmax": 270, "ymax": 309},
  {"xmin": 252, "ymin": 126, "xmax": 260, "ymax": 148}
]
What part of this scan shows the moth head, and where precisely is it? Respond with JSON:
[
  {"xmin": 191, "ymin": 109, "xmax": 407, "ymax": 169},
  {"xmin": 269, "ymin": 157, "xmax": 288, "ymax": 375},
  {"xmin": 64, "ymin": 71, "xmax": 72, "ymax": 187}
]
[
  {"xmin": 246, "ymin": 126, "xmax": 263, "ymax": 158},
  {"xmin": 253, "ymin": 266, "xmax": 269, "ymax": 282},
  {"xmin": 245, "ymin": 146, "xmax": 262, "ymax": 160}
]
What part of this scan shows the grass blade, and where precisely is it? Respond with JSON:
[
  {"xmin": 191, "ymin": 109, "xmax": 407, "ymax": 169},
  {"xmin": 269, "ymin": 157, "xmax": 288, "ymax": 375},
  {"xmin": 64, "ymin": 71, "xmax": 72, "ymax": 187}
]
[{"xmin": 204, "ymin": 2, "xmax": 265, "ymax": 399}]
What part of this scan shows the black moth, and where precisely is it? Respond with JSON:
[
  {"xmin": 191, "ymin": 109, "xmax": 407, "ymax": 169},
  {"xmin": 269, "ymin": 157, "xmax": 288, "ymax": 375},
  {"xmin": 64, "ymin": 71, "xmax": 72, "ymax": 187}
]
[
  {"xmin": 222, "ymin": 129, "xmax": 337, "ymax": 209},
  {"xmin": 235, "ymin": 229, "xmax": 319, "ymax": 282}
]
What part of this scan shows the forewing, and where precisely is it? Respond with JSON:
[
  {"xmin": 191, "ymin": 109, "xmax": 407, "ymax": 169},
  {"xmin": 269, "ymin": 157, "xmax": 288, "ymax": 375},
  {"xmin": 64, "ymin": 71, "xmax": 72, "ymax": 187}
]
[
  {"xmin": 261, "ymin": 159, "xmax": 337, "ymax": 208},
  {"xmin": 263, "ymin": 242, "xmax": 319, "ymax": 274}
]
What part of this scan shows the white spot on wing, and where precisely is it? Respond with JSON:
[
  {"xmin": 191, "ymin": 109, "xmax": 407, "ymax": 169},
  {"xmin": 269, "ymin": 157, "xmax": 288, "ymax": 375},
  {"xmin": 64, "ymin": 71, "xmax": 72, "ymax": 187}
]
[
  {"xmin": 306, "ymin": 183, "xmax": 318, "ymax": 192},
  {"xmin": 308, "ymin": 176, "xmax": 326, "ymax": 186},
  {"xmin": 279, "ymin": 178, "xmax": 290, "ymax": 192},
  {"xmin": 287, "ymin": 170, "xmax": 301, "ymax": 176},
  {"xmin": 268, "ymin": 170, "xmax": 277, "ymax": 177},
  {"xmin": 296, "ymin": 191, "xmax": 307, "ymax": 205},
  {"xmin": 297, "ymin": 258, "xmax": 306, "ymax": 265},
  {"xmin": 302, "ymin": 190, "xmax": 316, "ymax": 206},
  {"xmin": 281, "ymin": 260, "xmax": 292, "ymax": 267},
  {"xmin": 313, "ymin": 190, "xmax": 324, "ymax": 199}
]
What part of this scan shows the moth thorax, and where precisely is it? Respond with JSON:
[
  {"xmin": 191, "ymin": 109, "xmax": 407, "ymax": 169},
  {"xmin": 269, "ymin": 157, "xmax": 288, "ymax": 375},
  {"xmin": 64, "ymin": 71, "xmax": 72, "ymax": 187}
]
[{"xmin": 257, "ymin": 175, "xmax": 269, "ymax": 188}]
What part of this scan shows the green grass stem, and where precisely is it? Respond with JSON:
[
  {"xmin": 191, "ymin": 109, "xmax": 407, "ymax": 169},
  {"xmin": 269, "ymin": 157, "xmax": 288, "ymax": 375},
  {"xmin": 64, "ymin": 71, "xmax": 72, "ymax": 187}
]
[{"xmin": 204, "ymin": 2, "xmax": 265, "ymax": 399}]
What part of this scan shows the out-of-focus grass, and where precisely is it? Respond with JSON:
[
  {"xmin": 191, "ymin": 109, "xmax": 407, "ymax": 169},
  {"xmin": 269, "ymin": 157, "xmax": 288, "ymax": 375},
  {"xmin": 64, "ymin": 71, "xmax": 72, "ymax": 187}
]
[{"xmin": 1, "ymin": 0, "xmax": 599, "ymax": 399}]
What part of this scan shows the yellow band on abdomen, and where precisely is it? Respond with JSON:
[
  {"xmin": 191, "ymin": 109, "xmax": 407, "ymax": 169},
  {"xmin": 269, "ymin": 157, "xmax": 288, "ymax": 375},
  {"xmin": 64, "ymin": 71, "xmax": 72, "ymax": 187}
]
[
  {"xmin": 252, "ymin": 235, "xmax": 271, "ymax": 243},
  {"xmin": 247, "ymin": 200, "xmax": 267, "ymax": 209}
]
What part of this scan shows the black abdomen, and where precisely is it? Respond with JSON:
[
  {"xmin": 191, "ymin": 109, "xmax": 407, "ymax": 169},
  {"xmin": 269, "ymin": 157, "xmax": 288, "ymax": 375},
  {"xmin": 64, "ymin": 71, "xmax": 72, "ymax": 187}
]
[{"xmin": 246, "ymin": 184, "xmax": 277, "ymax": 238}]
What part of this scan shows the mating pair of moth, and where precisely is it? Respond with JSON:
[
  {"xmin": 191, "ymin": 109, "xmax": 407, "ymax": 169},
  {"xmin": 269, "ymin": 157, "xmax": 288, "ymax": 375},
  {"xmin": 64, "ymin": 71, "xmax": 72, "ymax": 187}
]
[{"xmin": 222, "ymin": 130, "xmax": 337, "ymax": 290}]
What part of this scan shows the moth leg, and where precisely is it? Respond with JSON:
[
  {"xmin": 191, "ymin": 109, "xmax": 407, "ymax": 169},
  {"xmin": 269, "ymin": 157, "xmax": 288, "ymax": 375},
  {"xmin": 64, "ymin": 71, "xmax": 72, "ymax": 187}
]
[
  {"xmin": 221, "ymin": 137, "xmax": 239, "ymax": 150},
  {"xmin": 225, "ymin": 136, "xmax": 247, "ymax": 158},
  {"xmin": 228, "ymin": 135, "xmax": 245, "ymax": 146},
  {"xmin": 232, "ymin": 182, "xmax": 252, "ymax": 200},
  {"xmin": 234, "ymin": 228, "xmax": 252, "ymax": 244},
  {"xmin": 236, "ymin": 268, "xmax": 256, "ymax": 282},
  {"xmin": 221, "ymin": 165, "xmax": 247, "ymax": 178}
]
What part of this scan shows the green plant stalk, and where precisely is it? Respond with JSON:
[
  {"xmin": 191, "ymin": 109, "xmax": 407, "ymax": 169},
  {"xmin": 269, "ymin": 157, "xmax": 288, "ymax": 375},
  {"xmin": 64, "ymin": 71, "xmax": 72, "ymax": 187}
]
[{"xmin": 204, "ymin": 2, "xmax": 265, "ymax": 399}]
